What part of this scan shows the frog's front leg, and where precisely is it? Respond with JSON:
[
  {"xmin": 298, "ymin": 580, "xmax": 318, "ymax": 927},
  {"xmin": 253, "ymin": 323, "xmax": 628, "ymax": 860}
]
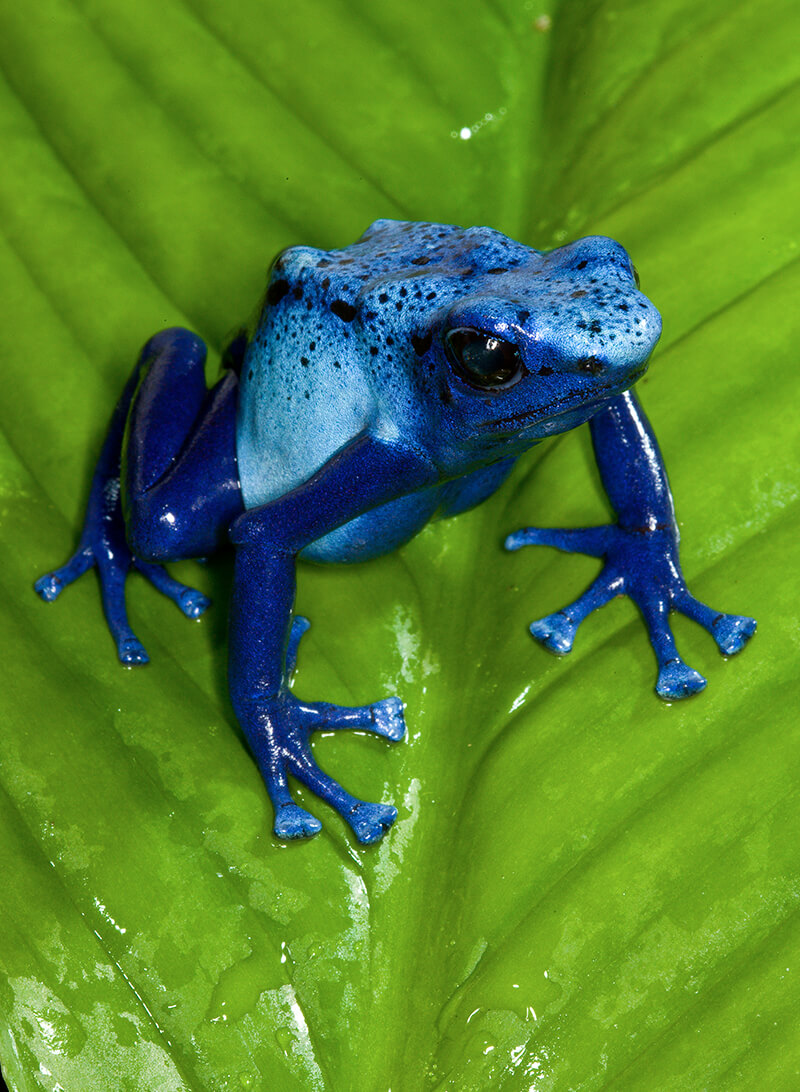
[
  {"xmin": 506, "ymin": 390, "xmax": 756, "ymax": 699},
  {"xmin": 229, "ymin": 433, "xmax": 437, "ymax": 842}
]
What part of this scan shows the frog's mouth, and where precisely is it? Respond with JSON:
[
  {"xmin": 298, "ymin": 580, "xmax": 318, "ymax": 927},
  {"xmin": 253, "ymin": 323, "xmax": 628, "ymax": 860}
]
[{"xmin": 482, "ymin": 366, "xmax": 647, "ymax": 433}]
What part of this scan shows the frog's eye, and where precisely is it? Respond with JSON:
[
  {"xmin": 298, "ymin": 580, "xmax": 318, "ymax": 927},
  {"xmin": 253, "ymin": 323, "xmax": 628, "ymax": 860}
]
[
  {"xmin": 632, "ymin": 266, "xmax": 641, "ymax": 289},
  {"xmin": 443, "ymin": 327, "xmax": 524, "ymax": 390}
]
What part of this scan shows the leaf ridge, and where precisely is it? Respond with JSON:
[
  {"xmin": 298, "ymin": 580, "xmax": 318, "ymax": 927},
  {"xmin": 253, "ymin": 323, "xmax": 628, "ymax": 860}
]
[
  {"xmin": 598, "ymin": 881, "xmax": 800, "ymax": 1090},
  {"xmin": 178, "ymin": 0, "xmax": 411, "ymax": 219},
  {"xmin": 0, "ymin": 66, "xmax": 203, "ymax": 339},
  {"xmin": 69, "ymin": 0, "xmax": 334, "ymax": 242},
  {"xmin": 586, "ymin": 73, "xmax": 800, "ymax": 238},
  {"xmin": 533, "ymin": 2, "xmax": 743, "ymax": 224},
  {"xmin": 0, "ymin": 777, "xmax": 201, "ymax": 1089},
  {"xmin": 434, "ymin": 727, "xmax": 800, "ymax": 1077}
]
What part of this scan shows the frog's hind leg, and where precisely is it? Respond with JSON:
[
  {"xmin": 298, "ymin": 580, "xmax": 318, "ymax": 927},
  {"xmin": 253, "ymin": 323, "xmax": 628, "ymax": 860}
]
[
  {"xmin": 123, "ymin": 328, "xmax": 242, "ymax": 562},
  {"xmin": 35, "ymin": 327, "xmax": 242, "ymax": 664}
]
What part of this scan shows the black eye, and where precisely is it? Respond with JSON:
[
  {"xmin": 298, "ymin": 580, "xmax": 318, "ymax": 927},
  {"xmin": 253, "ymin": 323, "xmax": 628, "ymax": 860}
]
[
  {"xmin": 632, "ymin": 266, "xmax": 641, "ymax": 289},
  {"xmin": 443, "ymin": 327, "xmax": 523, "ymax": 389}
]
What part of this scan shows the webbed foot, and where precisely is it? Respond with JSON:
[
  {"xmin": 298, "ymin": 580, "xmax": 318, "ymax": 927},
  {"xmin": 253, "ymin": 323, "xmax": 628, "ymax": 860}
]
[
  {"xmin": 241, "ymin": 691, "xmax": 405, "ymax": 843},
  {"xmin": 506, "ymin": 523, "xmax": 756, "ymax": 700},
  {"xmin": 35, "ymin": 541, "xmax": 210, "ymax": 665}
]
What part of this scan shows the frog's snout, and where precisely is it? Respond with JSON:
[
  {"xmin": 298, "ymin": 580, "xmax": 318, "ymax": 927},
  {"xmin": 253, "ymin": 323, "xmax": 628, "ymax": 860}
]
[
  {"xmin": 528, "ymin": 301, "xmax": 660, "ymax": 385},
  {"xmin": 536, "ymin": 235, "xmax": 663, "ymax": 379}
]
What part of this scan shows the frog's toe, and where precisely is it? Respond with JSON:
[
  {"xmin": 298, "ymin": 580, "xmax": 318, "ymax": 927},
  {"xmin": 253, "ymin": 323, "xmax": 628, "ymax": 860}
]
[
  {"xmin": 178, "ymin": 588, "xmax": 211, "ymax": 619},
  {"xmin": 118, "ymin": 635, "xmax": 150, "ymax": 666},
  {"xmin": 348, "ymin": 802, "xmax": 398, "ymax": 844},
  {"xmin": 34, "ymin": 573, "xmax": 64, "ymax": 602},
  {"xmin": 656, "ymin": 659, "xmax": 707, "ymax": 701},
  {"xmin": 289, "ymin": 747, "xmax": 397, "ymax": 845},
  {"xmin": 286, "ymin": 615, "xmax": 311, "ymax": 675},
  {"xmin": 301, "ymin": 697, "xmax": 406, "ymax": 740},
  {"xmin": 34, "ymin": 546, "xmax": 95, "ymax": 602},
  {"xmin": 134, "ymin": 560, "xmax": 211, "ymax": 620},
  {"xmin": 710, "ymin": 613, "xmax": 757, "ymax": 656},
  {"xmin": 672, "ymin": 593, "xmax": 757, "ymax": 657},
  {"xmin": 528, "ymin": 572, "xmax": 619, "ymax": 655},
  {"xmin": 505, "ymin": 529, "xmax": 533, "ymax": 552},
  {"xmin": 505, "ymin": 525, "xmax": 612, "ymax": 557},
  {"xmin": 274, "ymin": 803, "xmax": 322, "ymax": 840},
  {"xmin": 370, "ymin": 697, "xmax": 406, "ymax": 741},
  {"xmin": 529, "ymin": 612, "xmax": 577, "ymax": 655}
]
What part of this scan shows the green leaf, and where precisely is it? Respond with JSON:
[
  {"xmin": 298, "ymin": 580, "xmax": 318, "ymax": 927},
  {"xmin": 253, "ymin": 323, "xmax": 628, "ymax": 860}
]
[{"xmin": 1, "ymin": 0, "xmax": 799, "ymax": 1088}]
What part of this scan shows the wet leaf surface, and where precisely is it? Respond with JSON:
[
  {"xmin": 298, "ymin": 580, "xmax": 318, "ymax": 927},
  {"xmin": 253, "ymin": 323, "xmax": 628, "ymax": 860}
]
[{"xmin": 1, "ymin": 1, "xmax": 799, "ymax": 1088}]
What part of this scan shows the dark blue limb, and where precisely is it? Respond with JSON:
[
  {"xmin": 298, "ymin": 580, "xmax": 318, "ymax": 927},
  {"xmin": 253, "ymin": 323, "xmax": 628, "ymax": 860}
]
[
  {"xmin": 132, "ymin": 560, "xmax": 210, "ymax": 619},
  {"xmin": 505, "ymin": 389, "xmax": 756, "ymax": 699},
  {"xmin": 123, "ymin": 330, "xmax": 242, "ymax": 561},
  {"xmin": 228, "ymin": 434, "xmax": 436, "ymax": 842},
  {"xmin": 35, "ymin": 327, "xmax": 241, "ymax": 664},
  {"xmin": 285, "ymin": 615, "xmax": 311, "ymax": 676}
]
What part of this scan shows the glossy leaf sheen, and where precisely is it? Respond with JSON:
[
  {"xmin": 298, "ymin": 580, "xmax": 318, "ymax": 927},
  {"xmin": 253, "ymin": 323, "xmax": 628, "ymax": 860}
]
[{"xmin": 1, "ymin": 1, "xmax": 799, "ymax": 1089}]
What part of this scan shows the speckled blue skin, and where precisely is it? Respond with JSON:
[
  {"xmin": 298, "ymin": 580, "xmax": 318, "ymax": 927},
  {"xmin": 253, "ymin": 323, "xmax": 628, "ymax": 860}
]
[{"xmin": 35, "ymin": 219, "xmax": 756, "ymax": 844}]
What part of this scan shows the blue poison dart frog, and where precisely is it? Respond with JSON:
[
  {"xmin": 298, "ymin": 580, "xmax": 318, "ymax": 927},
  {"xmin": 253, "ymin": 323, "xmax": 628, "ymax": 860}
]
[{"xmin": 35, "ymin": 220, "xmax": 756, "ymax": 844}]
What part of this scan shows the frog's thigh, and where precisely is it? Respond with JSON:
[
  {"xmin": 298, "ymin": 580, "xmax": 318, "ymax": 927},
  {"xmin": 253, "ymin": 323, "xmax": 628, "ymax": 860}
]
[
  {"xmin": 125, "ymin": 332, "xmax": 241, "ymax": 562},
  {"xmin": 437, "ymin": 458, "xmax": 517, "ymax": 519}
]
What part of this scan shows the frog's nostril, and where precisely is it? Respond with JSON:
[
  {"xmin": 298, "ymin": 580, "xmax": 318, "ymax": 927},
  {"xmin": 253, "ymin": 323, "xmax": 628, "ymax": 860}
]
[{"xmin": 578, "ymin": 355, "xmax": 604, "ymax": 375}]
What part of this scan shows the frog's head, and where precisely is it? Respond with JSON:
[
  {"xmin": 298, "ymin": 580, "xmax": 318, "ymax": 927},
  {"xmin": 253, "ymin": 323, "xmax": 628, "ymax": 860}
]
[
  {"xmin": 423, "ymin": 234, "xmax": 662, "ymax": 463},
  {"xmin": 260, "ymin": 220, "xmax": 662, "ymax": 474}
]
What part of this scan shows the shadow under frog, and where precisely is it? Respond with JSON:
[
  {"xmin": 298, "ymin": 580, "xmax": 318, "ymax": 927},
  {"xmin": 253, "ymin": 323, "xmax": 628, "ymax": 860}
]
[{"xmin": 35, "ymin": 219, "xmax": 756, "ymax": 844}]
